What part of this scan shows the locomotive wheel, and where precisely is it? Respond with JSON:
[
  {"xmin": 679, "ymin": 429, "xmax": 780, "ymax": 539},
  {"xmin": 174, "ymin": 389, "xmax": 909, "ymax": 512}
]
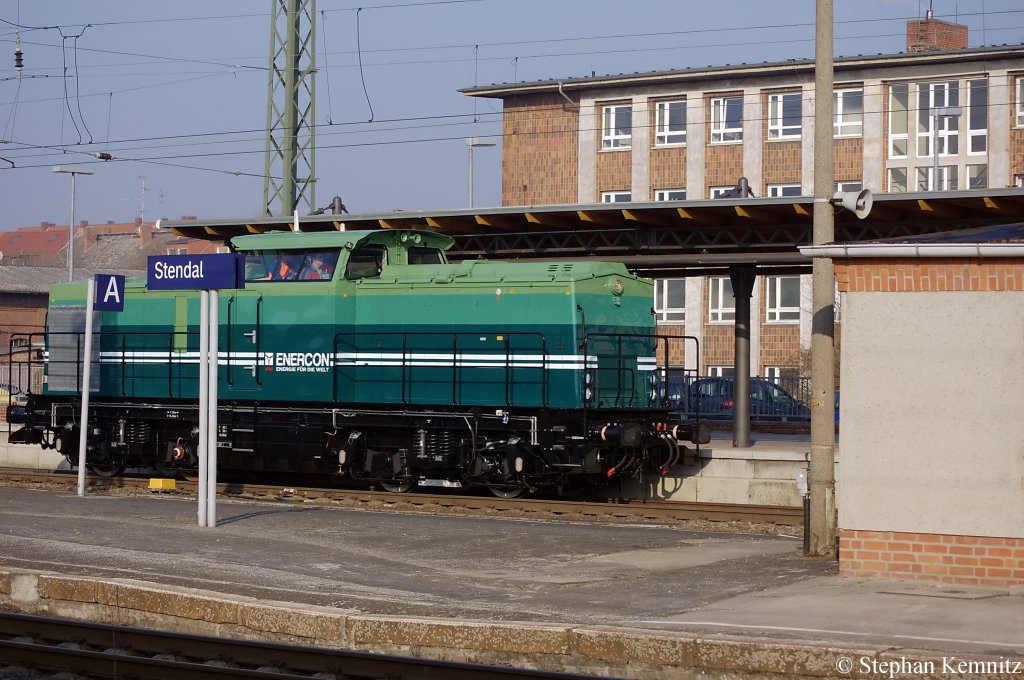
[
  {"xmin": 87, "ymin": 459, "xmax": 127, "ymax": 478},
  {"xmin": 379, "ymin": 480, "xmax": 413, "ymax": 493},
  {"xmin": 488, "ymin": 484, "xmax": 524, "ymax": 499}
]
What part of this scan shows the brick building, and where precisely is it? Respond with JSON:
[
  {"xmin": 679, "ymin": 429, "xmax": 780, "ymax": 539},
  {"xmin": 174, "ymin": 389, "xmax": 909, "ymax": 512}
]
[{"xmin": 463, "ymin": 18, "xmax": 1024, "ymax": 377}]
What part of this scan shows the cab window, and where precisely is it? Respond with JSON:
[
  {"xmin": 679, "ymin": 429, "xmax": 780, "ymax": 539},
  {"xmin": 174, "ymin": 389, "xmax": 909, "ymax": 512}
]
[
  {"xmin": 345, "ymin": 245, "xmax": 387, "ymax": 280},
  {"xmin": 242, "ymin": 249, "xmax": 339, "ymax": 282},
  {"xmin": 408, "ymin": 247, "xmax": 444, "ymax": 265}
]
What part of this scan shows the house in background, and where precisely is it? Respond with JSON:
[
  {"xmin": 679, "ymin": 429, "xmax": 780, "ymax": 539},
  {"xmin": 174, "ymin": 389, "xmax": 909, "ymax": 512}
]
[{"xmin": 462, "ymin": 16, "xmax": 1024, "ymax": 377}]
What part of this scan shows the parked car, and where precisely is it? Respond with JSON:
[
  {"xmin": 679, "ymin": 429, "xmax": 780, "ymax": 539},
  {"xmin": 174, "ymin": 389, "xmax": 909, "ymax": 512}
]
[{"xmin": 671, "ymin": 377, "xmax": 811, "ymax": 422}]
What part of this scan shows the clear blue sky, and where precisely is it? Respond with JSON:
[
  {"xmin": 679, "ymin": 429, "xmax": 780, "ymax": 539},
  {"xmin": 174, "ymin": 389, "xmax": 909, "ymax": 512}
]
[{"xmin": 1, "ymin": 0, "xmax": 1021, "ymax": 230}]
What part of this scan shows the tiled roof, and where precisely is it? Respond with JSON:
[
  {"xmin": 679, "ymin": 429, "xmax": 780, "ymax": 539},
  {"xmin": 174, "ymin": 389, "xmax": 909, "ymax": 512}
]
[{"xmin": 0, "ymin": 266, "xmax": 144, "ymax": 294}]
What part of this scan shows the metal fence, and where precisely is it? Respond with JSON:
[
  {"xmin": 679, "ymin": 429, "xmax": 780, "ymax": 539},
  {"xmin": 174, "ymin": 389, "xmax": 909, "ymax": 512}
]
[{"xmin": 667, "ymin": 373, "xmax": 814, "ymax": 422}]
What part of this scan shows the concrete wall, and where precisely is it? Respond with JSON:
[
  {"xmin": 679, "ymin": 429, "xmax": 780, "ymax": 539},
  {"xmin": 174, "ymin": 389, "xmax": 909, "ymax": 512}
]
[{"xmin": 839, "ymin": 291, "xmax": 1024, "ymax": 538}]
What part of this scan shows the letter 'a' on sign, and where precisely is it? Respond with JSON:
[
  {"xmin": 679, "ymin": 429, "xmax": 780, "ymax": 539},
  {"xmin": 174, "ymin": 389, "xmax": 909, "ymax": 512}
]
[{"xmin": 94, "ymin": 274, "xmax": 125, "ymax": 312}]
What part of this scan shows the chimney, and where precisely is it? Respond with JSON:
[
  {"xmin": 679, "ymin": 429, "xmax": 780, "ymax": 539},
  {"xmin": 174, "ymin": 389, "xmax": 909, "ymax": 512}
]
[
  {"xmin": 139, "ymin": 220, "xmax": 153, "ymax": 245},
  {"xmin": 907, "ymin": 13, "xmax": 968, "ymax": 52}
]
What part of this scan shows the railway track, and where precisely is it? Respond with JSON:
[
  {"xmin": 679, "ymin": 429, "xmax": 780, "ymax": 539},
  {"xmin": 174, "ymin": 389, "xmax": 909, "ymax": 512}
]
[
  {"xmin": 0, "ymin": 467, "xmax": 803, "ymax": 527},
  {"xmin": 0, "ymin": 611, "xmax": 610, "ymax": 680}
]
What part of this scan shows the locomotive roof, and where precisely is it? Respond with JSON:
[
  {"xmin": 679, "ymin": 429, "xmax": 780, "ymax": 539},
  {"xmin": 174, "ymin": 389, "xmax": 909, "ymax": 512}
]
[{"xmin": 229, "ymin": 229, "xmax": 454, "ymax": 252}]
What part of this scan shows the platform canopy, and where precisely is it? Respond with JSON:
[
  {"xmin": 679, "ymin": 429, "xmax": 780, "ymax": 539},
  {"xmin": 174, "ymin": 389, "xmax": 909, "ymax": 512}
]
[{"xmin": 157, "ymin": 188, "xmax": 1024, "ymax": 277}]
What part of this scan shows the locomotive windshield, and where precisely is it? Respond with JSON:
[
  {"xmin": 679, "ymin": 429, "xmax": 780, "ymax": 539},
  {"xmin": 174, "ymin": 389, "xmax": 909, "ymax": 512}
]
[{"xmin": 242, "ymin": 249, "xmax": 339, "ymax": 282}]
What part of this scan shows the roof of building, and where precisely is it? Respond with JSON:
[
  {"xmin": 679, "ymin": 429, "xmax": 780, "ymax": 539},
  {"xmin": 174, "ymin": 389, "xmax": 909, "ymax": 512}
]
[
  {"xmin": 461, "ymin": 43, "xmax": 1024, "ymax": 97},
  {"xmin": 800, "ymin": 223, "xmax": 1024, "ymax": 259},
  {"xmin": 0, "ymin": 266, "xmax": 144, "ymax": 295}
]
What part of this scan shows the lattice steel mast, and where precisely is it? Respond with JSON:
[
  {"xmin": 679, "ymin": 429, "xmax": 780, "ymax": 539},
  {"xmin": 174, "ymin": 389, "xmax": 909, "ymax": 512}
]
[{"xmin": 263, "ymin": 0, "xmax": 317, "ymax": 217}]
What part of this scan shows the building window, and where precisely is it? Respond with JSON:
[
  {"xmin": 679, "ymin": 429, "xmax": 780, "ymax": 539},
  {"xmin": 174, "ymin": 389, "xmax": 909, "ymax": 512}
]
[
  {"xmin": 888, "ymin": 168, "xmax": 908, "ymax": 192},
  {"xmin": 167, "ymin": 247, "xmax": 188, "ymax": 255},
  {"xmin": 765, "ymin": 366, "xmax": 799, "ymax": 381},
  {"xmin": 968, "ymin": 164, "xmax": 988, "ymax": 190},
  {"xmin": 601, "ymin": 191, "xmax": 631, "ymax": 203},
  {"xmin": 917, "ymin": 81, "xmax": 960, "ymax": 158},
  {"xmin": 1017, "ymin": 77, "xmax": 1024, "ymax": 127},
  {"xmin": 601, "ymin": 104, "xmax": 632, "ymax": 149},
  {"xmin": 655, "ymin": 279, "xmax": 685, "ymax": 323},
  {"xmin": 834, "ymin": 88, "xmax": 863, "ymax": 137},
  {"xmin": 708, "ymin": 276, "xmax": 735, "ymax": 322},
  {"xmin": 766, "ymin": 276, "xmax": 800, "ymax": 323},
  {"xmin": 710, "ymin": 96, "xmax": 743, "ymax": 143},
  {"xmin": 835, "ymin": 181, "xmax": 863, "ymax": 193},
  {"xmin": 768, "ymin": 92, "xmax": 802, "ymax": 139},
  {"xmin": 916, "ymin": 166, "xmax": 958, "ymax": 192},
  {"xmin": 655, "ymin": 100, "xmax": 686, "ymax": 145},
  {"xmin": 216, "ymin": 246, "xmax": 230, "ymax": 254},
  {"xmin": 710, "ymin": 186, "xmax": 735, "ymax": 198},
  {"xmin": 1015, "ymin": 173, "xmax": 1024, "ymax": 188},
  {"xmin": 709, "ymin": 365, "xmax": 734, "ymax": 378},
  {"xmin": 968, "ymin": 78, "xmax": 988, "ymax": 154},
  {"xmin": 767, "ymin": 184, "xmax": 801, "ymax": 198},
  {"xmin": 889, "ymin": 84, "xmax": 909, "ymax": 159},
  {"xmin": 654, "ymin": 189, "xmax": 686, "ymax": 201}
]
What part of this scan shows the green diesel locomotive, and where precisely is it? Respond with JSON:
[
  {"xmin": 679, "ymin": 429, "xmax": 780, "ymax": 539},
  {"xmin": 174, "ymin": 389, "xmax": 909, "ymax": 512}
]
[{"xmin": 9, "ymin": 229, "xmax": 703, "ymax": 497}]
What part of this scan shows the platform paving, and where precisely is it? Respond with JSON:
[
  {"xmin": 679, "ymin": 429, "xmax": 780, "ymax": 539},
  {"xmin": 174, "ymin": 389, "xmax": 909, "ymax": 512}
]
[{"xmin": 0, "ymin": 486, "xmax": 1020, "ymax": 678}]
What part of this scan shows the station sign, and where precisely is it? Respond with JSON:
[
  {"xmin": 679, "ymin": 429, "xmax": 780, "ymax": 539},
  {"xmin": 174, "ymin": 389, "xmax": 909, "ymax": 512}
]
[
  {"xmin": 93, "ymin": 274, "xmax": 125, "ymax": 312},
  {"xmin": 147, "ymin": 253, "xmax": 244, "ymax": 291}
]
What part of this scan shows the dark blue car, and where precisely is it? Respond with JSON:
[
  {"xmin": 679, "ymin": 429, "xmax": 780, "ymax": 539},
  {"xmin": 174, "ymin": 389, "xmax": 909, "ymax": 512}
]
[{"xmin": 670, "ymin": 377, "xmax": 811, "ymax": 422}]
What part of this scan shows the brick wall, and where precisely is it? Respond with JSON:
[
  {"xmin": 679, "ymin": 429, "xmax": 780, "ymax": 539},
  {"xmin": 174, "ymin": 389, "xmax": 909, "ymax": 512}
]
[
  {"xmin": 759, "ymin": 322, "xmax": 799, "ymax": 373},
  {"xmin": 654, "ymin": 323, "xmax": 689, "ymax": 366},
  {"xmin": 501, "ymin": 95, "xmax": 578, "ymax": 206},
  {"xmin": 835, "ymin": 258, "xmax": 1024, "ymax": 293},
  {"xmin": 705, "ymin": 93, "xmax": 744, "ymax": 190},
  {"xmin": 0, "ymin": 293, "xmax": 47, "ymax": 349},
  {"xmin": 650, "ymin": 147, "xmax": 687, "ymax": 199},
  {"xmin": 840, "ymin": 530, "xmax": 1024, "ymax": 588},
  {"xmin": 595, "ymin": 151, "xmax": 632, "ymax": 201},
  {"xmin": 834, "ymin": 137, "xmax": 864, "ymax": 186}
]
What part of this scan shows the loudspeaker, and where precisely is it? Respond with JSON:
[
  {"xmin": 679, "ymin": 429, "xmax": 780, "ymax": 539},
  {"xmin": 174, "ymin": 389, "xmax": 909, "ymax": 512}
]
[{"xmin": 831, "ymin": 189, "xmax": 873, "ymax": 219}]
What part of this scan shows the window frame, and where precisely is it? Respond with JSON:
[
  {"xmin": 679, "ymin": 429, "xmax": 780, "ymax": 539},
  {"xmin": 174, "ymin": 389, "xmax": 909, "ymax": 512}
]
[
  {"xmin": 654, "ymin": 188, "xmax": 686, "ymax": 201},
  {"xmin": 601, "ymin": 104, "xmax": 632, "ymax": 150},
  {"xmin": 708, "ymin": 276, "xmax": 735, "ymax": 323},
  {"xmin": 967, "ymin": 164, "xmax": 988, "ymax": 190},
  {"xmin": 767, "ymin": 92, "xmax": 802, "ymax": 140},
  {"xmin": 889, "ymin": 83, "xmax": 910, "ymax": 159},
  {"xmin": 708, "ymin": 365, "xmax": 734, "ymax": 378},
  {"xmin": 835, "ymin": 181, "xmax": 863, "ymax": 193},
  {"xmin": 834, "ymin": 88, "xmax": 863, "ymax": 137},
  {"xmin": 710, "ymin": 96, "xmax": 743, "ymax": 143},
  {"xmin": 654, "ymin": 99, "xmax": 686, "ymax": 146},
  {"xmin": 1017, "ymin": 77, "xmax": 1024, "ymax": 127},
  {"xmin": 767, "ymin": 184, "xmax": 801, "ymax": 198},
  {"xmin": 654, "ymin": 279, "xmax": 686, "ymax": 323},
  {"xmin": 601, "ymin": 191, "xmax": 631, "ymax": 203},
  {"xmin": 888, "ymin": 167, "xmax": 908, "ymax": 193},
  {"xmin": 709, "ymin": 186, "xmax": 735, "ymax": 199},
  {"xmin": 916, "ymin": 165, "xmax": 958, "ymax": 192},
  {"xmin": 967, "ymin": 78, "xmax": 988, "ymax": 155},
  {"xmin": 916, "ymin": 81, "xmax": 960, "ymax": 159},
  {"xmin": 765, "ymin": 275, "xmax": 800, "ymax": 323}
]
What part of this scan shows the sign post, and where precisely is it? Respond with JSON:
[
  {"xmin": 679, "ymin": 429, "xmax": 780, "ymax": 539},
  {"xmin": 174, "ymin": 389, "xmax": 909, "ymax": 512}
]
[
  {"xmin": 147, "ymin": 254, "xmax": 242, "ymax": 527},
  {"xmin": 77, "ymin": 274, "xmax": 126, "ymax": 497}
]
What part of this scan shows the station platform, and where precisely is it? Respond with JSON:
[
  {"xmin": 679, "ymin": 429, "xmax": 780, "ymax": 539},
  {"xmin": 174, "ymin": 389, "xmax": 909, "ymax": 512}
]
[{"xmin": 0, "ymin": 485, "xmax": 1020, "ymax": 679}]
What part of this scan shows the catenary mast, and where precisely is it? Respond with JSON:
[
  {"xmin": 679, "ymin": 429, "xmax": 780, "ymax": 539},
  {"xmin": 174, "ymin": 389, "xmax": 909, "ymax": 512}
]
[{"xmin": 263, "ymin": 0, "xmax": 317, "ymax": 217}]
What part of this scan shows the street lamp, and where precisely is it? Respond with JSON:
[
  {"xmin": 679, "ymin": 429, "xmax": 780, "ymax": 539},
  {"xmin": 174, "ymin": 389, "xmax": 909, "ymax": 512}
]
[
  {"xmin": 466, "ymin": 137, "xmax": 496, "ymax": 208},
  {"xmin": 53, "ymin": 166, "xmax": 94, "ymax": 282},
  {"xmin": 930, "ymin": 106, "xmax": 961, "ymax": 192}
]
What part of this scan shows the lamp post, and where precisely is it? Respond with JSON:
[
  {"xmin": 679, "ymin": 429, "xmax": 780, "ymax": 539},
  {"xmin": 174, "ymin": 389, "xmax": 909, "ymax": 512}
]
[
  {"xmin": 466, "ymin": 137, "xmax": 496, "ymax": 208},
  {"xmin": 53, "ymin": 166, "xmax": 94, "ymax": 282},
  {"xmin": 930, "ymin": 106, "xmax": 961, "ymax": 191}
]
